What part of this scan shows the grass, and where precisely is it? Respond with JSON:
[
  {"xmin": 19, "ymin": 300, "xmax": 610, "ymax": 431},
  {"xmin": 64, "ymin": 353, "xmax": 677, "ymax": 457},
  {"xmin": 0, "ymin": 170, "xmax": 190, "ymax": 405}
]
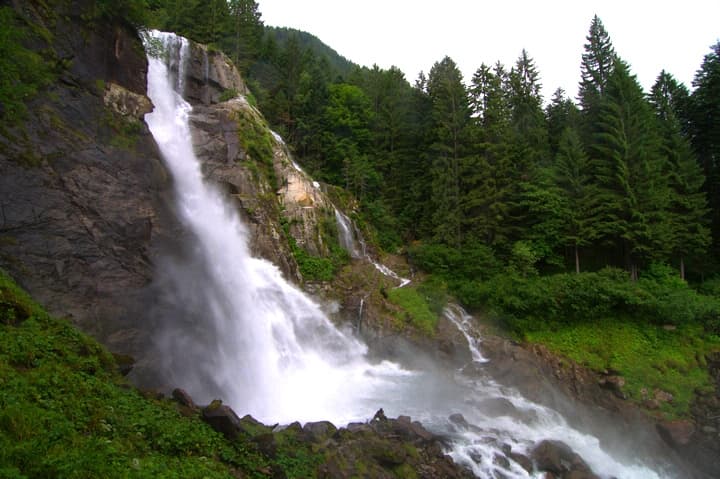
[
  {"xmin": 387, "ymin": 286, "xmax": 439, "ymax": 336},
  {"xmin": 0, "ymin": 269, "xmax": 324, "ymax": 478},
  {"xmin": 526, "ymin": 317, "xmax": 720, "ymax": 418}
]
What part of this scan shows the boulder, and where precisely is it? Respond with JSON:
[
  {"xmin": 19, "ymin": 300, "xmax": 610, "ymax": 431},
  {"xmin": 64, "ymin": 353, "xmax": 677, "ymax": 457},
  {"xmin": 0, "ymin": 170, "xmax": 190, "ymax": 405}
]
[
  {"xmin": 531, "ymin": 440, "xmax": 596, "ymax": 477},
  {"xmin": 171, "ymin": 388, "xmax": 196, "ymax": 408},
  {"xmin": 656, "ymin": 419, "xmax": 695, "ymax": 448},
  {"xmin": 303, "ymin": 421, "xmax": 338, "ymax": 442},
  {"xmin": 201, "ymin": 400, "xmax": 241, "ymax": 439}
]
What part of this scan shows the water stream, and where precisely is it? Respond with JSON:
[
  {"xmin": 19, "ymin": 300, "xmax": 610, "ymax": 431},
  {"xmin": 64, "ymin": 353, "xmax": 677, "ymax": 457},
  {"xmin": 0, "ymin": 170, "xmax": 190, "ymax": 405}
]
[{"xmin": 143, "ymin": 31, "xmax": 675, "ymax": 479}]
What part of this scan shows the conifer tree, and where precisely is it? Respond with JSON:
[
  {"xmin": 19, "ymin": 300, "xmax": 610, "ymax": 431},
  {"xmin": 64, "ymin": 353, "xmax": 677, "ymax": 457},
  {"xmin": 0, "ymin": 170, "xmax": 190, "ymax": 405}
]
[
  {"xmin": 553, "ymin": 127, "xmax": 598, "ymax": 272},
  {"xmin": 592, "ymin": 60, "xmax": 670, "ymax": 278},
  {"xmin": 689, "ymin": 42, "xmax": 720, "ymax": 260},
  {"xmin": 579, "ymin": 15, "xmax": 616, "ymax": 113},
  {"xmin": 651, "ymin": 71, "xmax": 710, "ymax": 278},
  {"xmin": 465, "ymin": 63, "xmax": 514, "ymax": 246},
  {"xmin": 427, "ymin": 57, "xmax": 471, "ymax": 246}
]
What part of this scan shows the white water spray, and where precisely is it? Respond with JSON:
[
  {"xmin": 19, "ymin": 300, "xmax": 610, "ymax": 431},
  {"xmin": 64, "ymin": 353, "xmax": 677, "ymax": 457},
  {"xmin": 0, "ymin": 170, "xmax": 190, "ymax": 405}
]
[{"xmin": 144, "ymin": 31, "xmax": 676, "ymax": 479}]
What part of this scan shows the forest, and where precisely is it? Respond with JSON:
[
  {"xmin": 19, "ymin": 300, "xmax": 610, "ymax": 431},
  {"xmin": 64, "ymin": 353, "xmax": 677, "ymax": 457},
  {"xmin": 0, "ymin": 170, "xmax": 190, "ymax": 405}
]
[{"xmin": 142, "ymin": 1, "xmax": 720, "ymax": 286}]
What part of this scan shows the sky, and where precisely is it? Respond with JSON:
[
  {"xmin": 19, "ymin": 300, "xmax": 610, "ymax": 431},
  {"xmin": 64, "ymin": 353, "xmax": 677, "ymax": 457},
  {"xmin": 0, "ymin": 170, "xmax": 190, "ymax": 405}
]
[{"xmin": 258, "ymin": 0, "xmax": 720, "ymax": 101}]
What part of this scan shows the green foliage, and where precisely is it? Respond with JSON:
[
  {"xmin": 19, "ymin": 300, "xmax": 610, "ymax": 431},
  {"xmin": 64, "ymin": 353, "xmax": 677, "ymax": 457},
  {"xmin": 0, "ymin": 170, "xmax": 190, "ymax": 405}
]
[
  {"xmin": 0, "ymin": 7, "xmax": 54, "ymax": 124},
  {"xmin": 0, "ymin": 269, "xmax": 331, "ymax": 478},
  {"xmin": 236, "ymin": 108, "xmax": 274, "ymax": 164},
  {"xmin": 280, "ymin": 215, "xmax": 349, "ymax": 282},
  {"xmin": 472, "ymin": 266, "xmax": 720, "ymax": 335},
  {"xmin": 387, "ymin": 287, "xmax": 439, "ymax": 336},
  {"xmin": 218, "ymin": 88, "xmax": 238, "ymax": 102},
  {"xmin": 526, "ymin": 318, "xmax": 719, "ymax": 418}
]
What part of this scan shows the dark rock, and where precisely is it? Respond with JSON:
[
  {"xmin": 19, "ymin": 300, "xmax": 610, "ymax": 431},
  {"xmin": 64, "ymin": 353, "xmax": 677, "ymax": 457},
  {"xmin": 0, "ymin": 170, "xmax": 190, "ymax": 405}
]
[
  {"xmin": 253, "ymin": 432, "xmax": 278, "ymax": 458},
  {"xmin": 112, "ymin": 353, "xmax": 135, "ymax": 376},
  {"xmin": 201, "ymin": 400, "xmax": 241, "ymax": 439},
  {"xmin": 171, "ymin": 388, "xmax": 195, "ymax": 408},
  {"xmin": 657, "ymin": 419, "xmax": 696, "ymax": 448},
  {"xmin": 509, "ymin": 452, "xmax": 533, "ymax": 474},
  {"xmin": 346, "ymin": 422, "xmax": 372, "ymax": 434},
  {"xmin": 303, "ymin": 421, "xmax": 337, "ymax": 442},
  {"xmin": 449, "ymin": 413, "xmax": 469, "ymax": 429},
  {"xmin": 598, "ymin": 375, "xmax": 626, "ymax": 399},
  {"xmin": 531, "ymin": 440, "xmax": 594, "ymax": 476}
]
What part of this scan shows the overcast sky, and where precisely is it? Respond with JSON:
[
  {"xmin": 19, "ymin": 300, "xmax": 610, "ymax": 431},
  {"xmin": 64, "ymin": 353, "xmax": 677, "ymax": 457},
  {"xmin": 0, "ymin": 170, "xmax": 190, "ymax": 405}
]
[{"xmin": 258, "ymin": 0, "xmax": 719, "ymax": 101}]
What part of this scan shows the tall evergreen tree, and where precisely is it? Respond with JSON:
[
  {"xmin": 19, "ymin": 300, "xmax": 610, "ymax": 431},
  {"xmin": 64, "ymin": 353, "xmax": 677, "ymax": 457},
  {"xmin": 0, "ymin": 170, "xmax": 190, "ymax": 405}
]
[
  {"xmin": 592, "ymin": 60, "xmax": 670, "ymax": 279},
  {"xmin": 427, "ymin": 57, "xmax": 471, "ymax": 246},
  {"xmin": 578, "ymin": 15, "xmax": 616, "ymax": 114},
  {"xmin": 226, "ymin": 0, "xmax": 263, "ymax": 73},
  {"xmin": 553, "ymin": 126, "xmax": 598, "ymax": 272},
  {"xmin": 465, "ymin": 63, "xmax": 515, "ymax": 247},
  {"xmin": 689, "ymin": 42, "xmax": 720, "ymax": 261},
  {"xmin": 546, "ymin": 88, "xmax": 580, "ymax": 158},
  {"xmin": 651, "ymin": 71, "xmax": 710, "ymax": 278}
]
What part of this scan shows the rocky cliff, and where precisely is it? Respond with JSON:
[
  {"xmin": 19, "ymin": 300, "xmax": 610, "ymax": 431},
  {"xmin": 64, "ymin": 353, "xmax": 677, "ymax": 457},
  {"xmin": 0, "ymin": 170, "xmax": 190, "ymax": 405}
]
[{"xmin": 0, "ymin": 2, "xmax": 171, "ymax": 357}]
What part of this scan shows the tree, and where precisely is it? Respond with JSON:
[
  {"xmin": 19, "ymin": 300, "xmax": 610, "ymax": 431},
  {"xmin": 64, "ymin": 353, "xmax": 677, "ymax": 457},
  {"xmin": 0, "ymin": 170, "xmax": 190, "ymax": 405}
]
[
  {"xmin": 466, "ymin": 62, "xmax": 515, "ymax": 247},
  {"xmin": 578, "ymin": 15, "xmax": 616, "ymax": 114},
  {"xmin": 553, "ymin": 127, "xmax": 598, "ymax": 272},
  {"xmin": 592, "ymin": 60, "xmax": 670, "ymax": 279},
  {"xmin": 226, "ymin": 0, "xmax": 263, "ymax": 73},
  {"xmin": 426, "ymin": 57, "xmax": 471, "ymax": 246},
  {"xmin": 546, "ymin": 88, "xmax": 580, "ymax": 158},
  {"xmin": 689, "ymin": 42, "xmax": 720, "ymax": 261},
  {"xmin": 651, "ymin": 71, "xmax": 710, "ymax": 278}
]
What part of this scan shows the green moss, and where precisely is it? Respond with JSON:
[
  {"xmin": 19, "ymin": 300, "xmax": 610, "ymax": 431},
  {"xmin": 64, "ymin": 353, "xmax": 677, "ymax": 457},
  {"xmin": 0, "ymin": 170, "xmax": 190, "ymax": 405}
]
[
  {"xmin": 280, "ymin": 212, "xmax": 350, "ymax": 283},
  {"xmin": 0, "ymin": 269, "xmax": 327, "ymax": 478},
  {"xmin": 526, "ymin": 318, "xmax": 720, "ymax": 418},
  {"xmin": 0, "ymin": 6, "xmax": 56, "ymax": 124},
  {"xmin": 218, "ymin": 88, "xmax": 237, "ymax": 102},
  {"xmin": 387, "ymin": 287, "xmax": 439, "ymax": 336}
]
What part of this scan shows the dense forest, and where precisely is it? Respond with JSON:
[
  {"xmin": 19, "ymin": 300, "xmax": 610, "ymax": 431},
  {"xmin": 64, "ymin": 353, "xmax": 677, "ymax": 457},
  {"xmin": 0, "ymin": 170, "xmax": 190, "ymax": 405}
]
[{"xmin": 144, "ymin": 2, "xmax": 720, "ymax": 285}]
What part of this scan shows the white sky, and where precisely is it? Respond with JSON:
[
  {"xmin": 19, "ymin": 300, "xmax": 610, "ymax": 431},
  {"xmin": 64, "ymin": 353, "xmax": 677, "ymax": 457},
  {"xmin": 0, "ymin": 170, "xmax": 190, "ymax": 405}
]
[{"xmin": 258, "ymin": 0, "xmax": 720, "ymax": 101}]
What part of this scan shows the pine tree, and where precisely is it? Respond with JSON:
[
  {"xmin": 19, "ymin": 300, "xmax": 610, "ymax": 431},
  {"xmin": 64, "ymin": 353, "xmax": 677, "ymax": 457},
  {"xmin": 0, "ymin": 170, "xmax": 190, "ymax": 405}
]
[
  {"xmin": 592, "ymin": 60, "xmax": 670, "ymax": 278},
  {"xmin": 226, "ymin": 0, "xmax": 263, "ymax": 73},
  {"xmin": 553, "ymin": 127, "xmax": 598, "ymax": 272},
  {"xmin": 427, "ymin": 57, "xmax": 471, "ymax": 246},
  {"xmin": 546, "ymin": 88, "xmax": 580, "ymax": 158},
  {"xmin": 689, "ymin": 42, "xmax": 720, "ymax": 262},
  {"xmin": 465, "ymin": 63, "xmax": 514, "ymax": 247},
  {"xmin": 651, "ymin": 71, "xmax": 710, "ymax": 278},
  {"xmin": 578, "ymin": 15, "xmax": 616, "ymax": 114}
]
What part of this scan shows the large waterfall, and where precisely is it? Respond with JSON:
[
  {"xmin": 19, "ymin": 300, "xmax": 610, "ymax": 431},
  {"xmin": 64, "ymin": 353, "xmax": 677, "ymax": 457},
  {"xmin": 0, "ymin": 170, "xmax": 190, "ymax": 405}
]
[{"xmin": 144, "ymin": 31, "xmax": 675, "ymax": 479}]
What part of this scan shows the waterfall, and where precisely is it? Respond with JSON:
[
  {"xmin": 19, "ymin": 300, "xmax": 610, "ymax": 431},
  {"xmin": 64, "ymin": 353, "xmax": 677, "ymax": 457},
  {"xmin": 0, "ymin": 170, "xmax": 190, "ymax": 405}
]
[
  {"xmin": 143, "ymin": 31, "xmax": 675, "ymax": 479},
  {"xmin": 333, "ymin": 207, "xmax": 411, "ymax": 287}
]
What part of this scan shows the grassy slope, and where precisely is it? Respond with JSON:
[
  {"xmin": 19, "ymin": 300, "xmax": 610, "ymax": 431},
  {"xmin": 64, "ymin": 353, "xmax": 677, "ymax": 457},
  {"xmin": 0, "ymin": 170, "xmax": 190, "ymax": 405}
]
[{"xmin": 0, "ymin": 270, "xmax": 321, "ymax": 479}]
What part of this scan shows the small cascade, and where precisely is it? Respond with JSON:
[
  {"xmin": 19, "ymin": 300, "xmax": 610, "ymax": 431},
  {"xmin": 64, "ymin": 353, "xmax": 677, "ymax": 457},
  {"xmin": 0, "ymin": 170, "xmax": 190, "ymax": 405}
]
[
  {"xmin": 443, "ymin": 303, "xmax": 487, "ymax": 363},
  {"xmin": 333, "ymin": 207, "xmax": 410, "ymax": 287},
  {"xmin": 357, "ymin": 297, "xmax": 364, "ymax": 333},
  {"xmin": 334, "ymin": 208, "xmax": 363, "ymax": 259}
]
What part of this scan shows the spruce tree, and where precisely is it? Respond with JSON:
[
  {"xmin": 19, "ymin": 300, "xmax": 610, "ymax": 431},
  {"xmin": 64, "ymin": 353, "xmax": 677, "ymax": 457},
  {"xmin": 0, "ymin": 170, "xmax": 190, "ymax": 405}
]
[
  {"xmin": 592, "ymin": 60, "xmax": 670, "ymax": 278},
  {"xmin": 651, "ymin": 71, "xmax": 710, "ymax": 278},
  {"xmin": 466, "ymin": 63, "xmax": 514, "ymax": 247},
  {"xmin": 579, "ymin": 15, "xmax": 616, "ymax": 113},
  {"xmin": 427, "ymin": 57, "xmax": 471, "ymax": 246},
  {"xmin": 553, "ymin": 127, "xmax": 598, "ymax": 272},
  {"xmin": 689, "ymin": 42, "xmax": 720, "ymax": 261}
]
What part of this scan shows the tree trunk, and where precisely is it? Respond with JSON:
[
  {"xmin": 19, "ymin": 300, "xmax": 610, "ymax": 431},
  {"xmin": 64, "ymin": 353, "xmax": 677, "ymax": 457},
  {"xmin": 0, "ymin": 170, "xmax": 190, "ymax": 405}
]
[
  {"xmin": 680, "ymin": 256, "xmax": 685, "ymax": 281},
  {"xmin": 574, "ymin": 245, "xmax": 580, "ymax": 274}
]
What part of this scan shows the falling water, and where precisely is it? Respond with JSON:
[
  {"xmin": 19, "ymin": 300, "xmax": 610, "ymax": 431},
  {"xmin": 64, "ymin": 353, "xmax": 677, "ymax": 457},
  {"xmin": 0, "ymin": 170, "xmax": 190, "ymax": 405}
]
[
  {"xmin": 144, "ymin": 31, "xmax": 675, "ymax": 479},
  {"xmin": 334, "ymin": 207, "xmax": 411, "ymax": 287}
]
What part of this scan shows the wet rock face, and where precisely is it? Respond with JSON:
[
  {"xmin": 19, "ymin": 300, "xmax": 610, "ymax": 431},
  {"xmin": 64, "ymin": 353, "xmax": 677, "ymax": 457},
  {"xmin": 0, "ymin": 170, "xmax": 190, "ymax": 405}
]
[
  {"xmin": 183, "ymin": 42, "xmax": 248, "ymax": 106},
  {"xmin": 0, "ymin": 3, "xmax": 171, "ymax": 356},
  {"xmin": 187, "ymin": 99, "xmax": 300, "ymax": 282}
]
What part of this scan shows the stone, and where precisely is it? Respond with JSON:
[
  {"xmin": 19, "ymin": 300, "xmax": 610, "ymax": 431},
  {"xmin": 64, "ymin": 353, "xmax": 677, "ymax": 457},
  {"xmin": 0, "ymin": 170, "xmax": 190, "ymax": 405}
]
[
  {"xmin": 598, "ymin": 375, "xmax": 626, "ymax": 399},
  {"xmin": 448, "ymin": 413, "xmax": 469, "ymax": 429},
  {"xmin": 531, "ymin": 440, "xmax": 594, "ymax": 476},
  {"xmin": 303, "ymin": 421, "xmax": 337, "ymax": 442},
  {"xmin": 171, "ymin": 388, "xmax": 195, "ymax": 408},
  {"xmin": 201, "ymin": 400, "xmax": 241, "ymax": 439},
  {"xmin": 656, "ymin": 419, "xmax": 696, "ymax": 448}
]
